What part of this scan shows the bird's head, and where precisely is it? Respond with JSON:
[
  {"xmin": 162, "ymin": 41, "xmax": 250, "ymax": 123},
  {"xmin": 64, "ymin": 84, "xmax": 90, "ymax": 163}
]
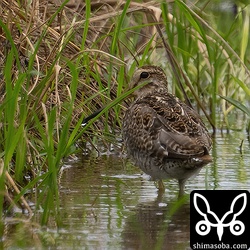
[{"xmin": 129, "ymin": 66, "xmax": 168, "ymax": 98}]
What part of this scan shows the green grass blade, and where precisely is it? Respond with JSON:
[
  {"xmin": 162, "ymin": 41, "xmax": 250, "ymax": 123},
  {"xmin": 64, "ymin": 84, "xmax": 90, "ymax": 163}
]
[
  {"xmin": 240, "ymin": 5, "xmax": 250, "ymax": 61},
  {"xmin": 110, "ymin": 0, "xmax": 131, "ymax": 55},
  {"xmin": 81, "ymin": 0, "xmax": 91, "ymax": 50},
  {"xmin": 175, "ymin": 0, "xmax": 211, "ymax": 58},
  {"xmin": 0, "ymin": 20, "xmax": 21, "ymax": 70},
  {"xmin": 231, "ymin": 75, "xmax": 250, "ymax": 96},
  {"xmin": 220, "ymin": 95, "xmax": 250, "ymax": 117}
]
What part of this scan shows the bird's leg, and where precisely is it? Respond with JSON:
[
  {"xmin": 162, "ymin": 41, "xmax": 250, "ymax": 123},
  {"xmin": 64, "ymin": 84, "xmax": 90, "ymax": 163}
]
[
  {"xmin": 178, "ymin": 179, "xmax": 186, "ymax": 197},
  {"xmin": 157, "ymin": 180, "xmax": 165, "ymax": 192}
]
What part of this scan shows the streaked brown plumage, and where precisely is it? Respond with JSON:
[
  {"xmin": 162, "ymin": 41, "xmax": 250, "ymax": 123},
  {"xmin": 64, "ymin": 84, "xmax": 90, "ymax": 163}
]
[{"xmin": 122, "ymin": 66, "xmax": 212, "ymax": 195}]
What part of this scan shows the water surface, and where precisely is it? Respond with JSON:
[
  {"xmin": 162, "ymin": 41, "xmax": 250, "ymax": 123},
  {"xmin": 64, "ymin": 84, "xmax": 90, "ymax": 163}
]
[
  {"xmin": 54, "ymin": 130, "xmax": 250, "ymax": 249},
  {"xmin": 3, "ymin": 130, "xmax": 250, "ymax": 249}
]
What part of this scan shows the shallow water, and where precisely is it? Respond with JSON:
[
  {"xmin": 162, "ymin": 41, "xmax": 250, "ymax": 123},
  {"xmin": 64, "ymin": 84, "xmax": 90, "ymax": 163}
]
[
  {"xmin": 3, "ymin": 130, "xmax": 250, "ymax": 249},
  {"xmin": 52, "ymin": 130, "xmax": 250, "ymax": 250}
]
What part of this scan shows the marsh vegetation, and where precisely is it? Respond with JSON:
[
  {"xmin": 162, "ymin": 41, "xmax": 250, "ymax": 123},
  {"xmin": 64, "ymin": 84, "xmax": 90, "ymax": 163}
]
[{"xmin": 0, "ymin": 0, "xmax": 249, "ymax": 248}]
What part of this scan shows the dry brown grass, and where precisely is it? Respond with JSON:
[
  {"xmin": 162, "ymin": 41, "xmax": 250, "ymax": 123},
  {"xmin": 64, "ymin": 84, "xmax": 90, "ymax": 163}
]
[{"xmin": 1, "ymin": 0, "xmax": 249, "ymax": 224}]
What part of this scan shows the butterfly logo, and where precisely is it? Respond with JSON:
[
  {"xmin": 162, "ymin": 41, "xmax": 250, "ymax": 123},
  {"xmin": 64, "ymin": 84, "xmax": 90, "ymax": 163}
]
[{"xmin": 193, "ymin": 193, "xmax": 247, "ymax": 241}]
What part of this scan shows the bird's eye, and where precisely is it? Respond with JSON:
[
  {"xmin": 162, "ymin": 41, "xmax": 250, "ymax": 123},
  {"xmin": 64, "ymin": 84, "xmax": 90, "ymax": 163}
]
[{"xmin": 140, "ymin": 72, "xmax": 149, "ymax": 79}]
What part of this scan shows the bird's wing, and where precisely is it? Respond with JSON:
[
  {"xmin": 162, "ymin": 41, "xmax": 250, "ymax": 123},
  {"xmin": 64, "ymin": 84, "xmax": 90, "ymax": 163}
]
[
  {"xmin": 123, "ymin": 94, "xmax": 211, "ymax": 160},
  {"xmin": 157, "ymin": 98, "xmax": 212, "ymax": 159}
]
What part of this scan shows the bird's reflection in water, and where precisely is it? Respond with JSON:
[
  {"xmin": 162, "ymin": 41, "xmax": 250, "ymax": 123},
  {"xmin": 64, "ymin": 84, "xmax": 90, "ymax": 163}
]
[{"xmin": 122, "ymin": 191, "xmax": 191, "ymax": 250}]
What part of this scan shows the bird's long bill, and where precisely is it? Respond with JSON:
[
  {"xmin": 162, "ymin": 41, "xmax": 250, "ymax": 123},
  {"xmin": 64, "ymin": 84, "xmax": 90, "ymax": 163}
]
[
  {"xmin": 82, "ymin": 108, "xmax": 103, "ymax": 127},
  {"xmin": 81, "ymin": 80, "xmax": 149, "ymax": 127}
]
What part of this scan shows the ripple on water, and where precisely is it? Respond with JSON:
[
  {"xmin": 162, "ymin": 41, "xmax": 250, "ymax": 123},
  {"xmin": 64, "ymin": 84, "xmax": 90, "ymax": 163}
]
[{"xmin": 25, "ymin": 131, "xmax": 250, "ymax": 249}]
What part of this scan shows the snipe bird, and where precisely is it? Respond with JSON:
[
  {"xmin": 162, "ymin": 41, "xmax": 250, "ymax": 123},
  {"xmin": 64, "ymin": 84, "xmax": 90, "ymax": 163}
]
[{"xmin": 122, "ymin": 66, "xmax": 212, "ymax": 195}]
